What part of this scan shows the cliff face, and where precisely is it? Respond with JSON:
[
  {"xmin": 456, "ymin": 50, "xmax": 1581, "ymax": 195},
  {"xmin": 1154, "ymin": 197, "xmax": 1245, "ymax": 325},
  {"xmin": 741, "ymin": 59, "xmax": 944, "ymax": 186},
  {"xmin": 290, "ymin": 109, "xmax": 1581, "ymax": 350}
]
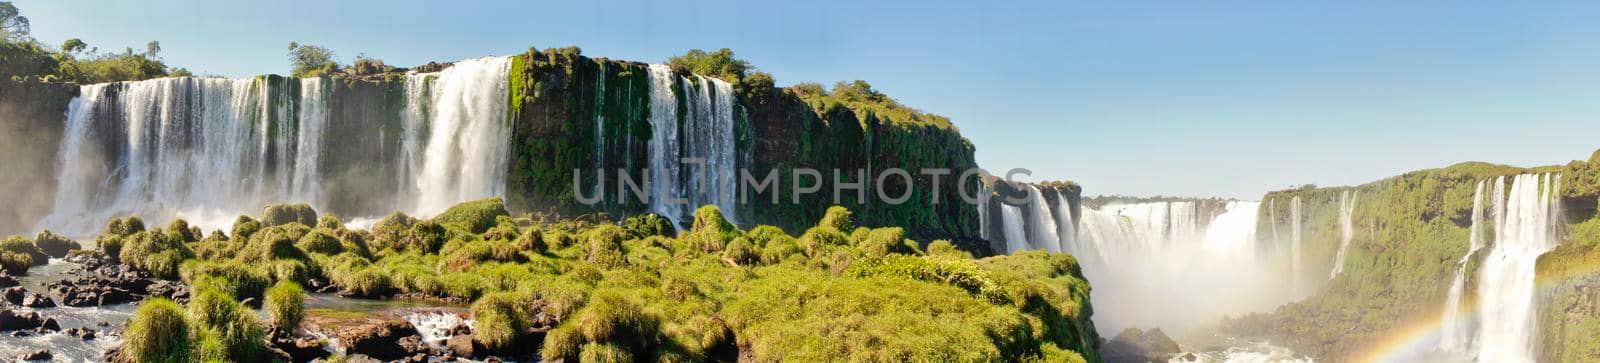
[
  {"xmin": 0, "ymin": 48, "xmax": 984, "ymax": 245},
  {"xmin": 0, "ymin": 81, "xmax": 75, "ymax": 235},
  {"xmin": 1229, "ymin": 155, "xmax": 1600, "ymax": 362}
]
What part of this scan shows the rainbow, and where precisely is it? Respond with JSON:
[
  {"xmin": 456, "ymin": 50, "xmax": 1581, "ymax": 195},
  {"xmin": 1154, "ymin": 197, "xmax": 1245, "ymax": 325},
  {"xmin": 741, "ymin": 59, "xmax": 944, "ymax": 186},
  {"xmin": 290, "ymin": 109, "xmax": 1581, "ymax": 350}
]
[{"xmin": 1349, "ymin": 248, "xmax": 1600, "ymax": 362}]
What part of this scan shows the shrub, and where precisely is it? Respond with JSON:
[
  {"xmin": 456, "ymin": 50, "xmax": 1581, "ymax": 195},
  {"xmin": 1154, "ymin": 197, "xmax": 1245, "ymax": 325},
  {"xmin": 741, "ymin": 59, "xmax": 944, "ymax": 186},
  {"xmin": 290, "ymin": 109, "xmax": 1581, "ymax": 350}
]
[
  {"xmin": 819, "ymin": 205, "xmax": 855, "ymax": 231},
  {"xmin": 0, "ymin": 235, "xmax": 47, "ymax": 266},
  {"xmin": 180, "ymin": 261, "xmax": 271, "ymax": 301},
  {"xmin": 370, "ymin": 212, "xmax": 417, "ymax": 251},
  {"xmin": 123, "ymin": 298, "xmax": 190, "ymax": 363},
  {"xmin": 926, "ymin": 240, "xmax": 972, "ymax": 258},
  {"xmin": 187, "ymin": 279, "xmax": 266, "ymax": 362},
  {"xmin": 579, "ymin": 342, "xmax": 633, "ymax": 363},
  {"xmin": 687, "ymin": 206, "xmax": 740, "ymax": 252},
  {"xmin": 0, "ymin": 250, "xmax": 32, "ymax": 274},
  {"xmin": 107, "ymin": 216, "xmax": 147, "ymax": 236},
  {"xmin": 798, "ymin": 226, "xmax": 848, "ymax": 256},
  {"xmin": 96, "ymin": 234, "xmax": 125, "ymax": 261},
  {"xmin": 860, "ymin": 227, "xmax": 919, "ymax": 256},
  {"xmin": 241, "ymin": 226, "xmax": 309, "ymax": 263},
  {"xmin": 623, "ymin": 214, "xmax": 675, "ymax": 238},
  {"xmin": 472, "ymin": 292, "xmax": 527, "ymax": 352},
  {"xmin": 231, "ymin": 216, "xmax": 262, "ymax": 242},
  {"xmin": 336, "ymin": 267, "xmax": 392, "ymax": 297},
  {"xmin": 583, "ymin": 225, "xmax": 628, "ymax": 269},
  {"xmin": 432, "ymin": 197, "xmax": 510, "ymax": 233},
  {"xmin": 316, "ymin": 214, "xmax": 344, "ymax": 230},
  {"xmin": 33, "ymin": 229, "xmax": 82, "ymax": 257},
  {"xmin": 296, "ymin": 230, "xmax": 344, "ymax": 255},
  {"xmin": 515, "ymin": 226, "xmax": 548, "ymax": 253},
  {"xmin": 723, "ymin": 237, "xmax": 759, "ymax": 265},
  {"xmin": 165, "ymin": 219, "xmax": 198, "ymax": 243},
  {"xmin": 401, "ymin": 220, "xmax": 448, "ymax": 254},
  {"xmin": 264, "ymin": 281, "xmax": 306, "ymax": 330},
  {"xmin": 120, "ymin": 231, "xmax": 194, "ymax": 278},
  {"xmin": 262, "ymin": 203, "xmax": 317, "ymax": 227},
  {"xmin": 759, "ymin": 234, "xmax": 805, "ymax": 265}
]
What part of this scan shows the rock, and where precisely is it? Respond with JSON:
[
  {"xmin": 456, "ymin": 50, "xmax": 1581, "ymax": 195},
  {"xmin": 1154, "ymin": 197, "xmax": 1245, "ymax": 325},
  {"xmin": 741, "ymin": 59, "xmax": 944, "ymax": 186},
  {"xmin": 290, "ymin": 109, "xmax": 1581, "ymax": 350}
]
[
  {"xmin": 65, "ymin": 327, "xmax": 96, "ymax": 340},
  {"xmin": 39, "ymin": 318, "xmax": 59, "ymax": 331},
  {"xmin": 337, "ymin": 319, "xmax": 420, "ymax": 361},
  {"xmin": 447, "ymin": 334, "xmax": 481, "ymax": 357},
  {"xmin": 10, "ymin": 330, "xmax": 29, "ymax": 337},
  {"xmin": 1102, "ymin": 328, "xmax": 1183, "ymax": 363},
  {"xmin": 269, "ymin": 327, "xmax": 331, "ymax": 362},
  {"xmin": 0, "ymin": 309, "xmax": 46, "ymax": 331},
  {"xmin": 448, "ymin": 321, "xmax": 473, "ymax": 336},
  {"xmin": 1, "ymin": 287, "xmax": 24, "ymax": 305},
  {"xmin": 0, "ymin": 273, "xmax": 16, "ymax": 288},
  {"xmin": 337, "ymin": 354, "xmax": 384, "ymax": 363},
  {"xmin": 21, "ymin": 292, "xmax": 55, "ymax": 308},
  {"xmin": 17, "ymin": 349, "xmax": 51, "ymax": 361}
]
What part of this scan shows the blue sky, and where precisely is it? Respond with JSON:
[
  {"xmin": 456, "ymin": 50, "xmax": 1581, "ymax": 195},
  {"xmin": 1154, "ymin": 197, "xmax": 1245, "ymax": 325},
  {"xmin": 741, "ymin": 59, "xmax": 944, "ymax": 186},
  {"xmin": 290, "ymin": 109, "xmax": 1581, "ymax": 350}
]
[{"xmin": 16, "ymin": 0, "xmax": 1600, "ymax": 199}]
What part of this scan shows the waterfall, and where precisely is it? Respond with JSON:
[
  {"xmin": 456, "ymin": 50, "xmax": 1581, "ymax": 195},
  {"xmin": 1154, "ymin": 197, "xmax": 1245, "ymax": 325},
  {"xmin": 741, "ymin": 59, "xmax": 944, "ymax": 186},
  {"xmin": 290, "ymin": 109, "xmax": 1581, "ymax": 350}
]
[
  {"xmin": 1289, "ymin": 196, "xmax": 1303, "ymax": 296},
  {"xmin": 1471, "ymin": 173, "xmax": 1562, "ymax": 362},
  {"xmin": 1024, "ymin": 186, "xmax": 1062, "ymax": 252},
  {"xmin": 1329, "ymin": 190, "xmax": 1358, "ymax": 279},
  {"xmin": 644, "ymin": 65, "xmax": 740, "ymax": 227},
  {"xmin": 1000, "ymin": 204, "xmax": 1029, "ymax": 253},
  {"xmin": 1439, "ymin": 178, "xmax": 1488, "ymax": 353},
  {"xmin": 1073, "ymin": 200, "xmax": 1288, "ymax": 333},
  {"xmin": 413, "ymin": 56, "xmax": 513, "ymax": 216},
  {"xmin": 37, "ymin": 57, "xmax": 514, "ymax": 236},
  {"xmin": 593, "ymin": 63, "xmax": 607, "ymax": 198},
  {"xmin": 290, "ymin": 78, "xmax": 328, "ymax": 205},
  {"xmin": 1055, "ymin": 191, "xmax": 1078, "ymax": 254}
]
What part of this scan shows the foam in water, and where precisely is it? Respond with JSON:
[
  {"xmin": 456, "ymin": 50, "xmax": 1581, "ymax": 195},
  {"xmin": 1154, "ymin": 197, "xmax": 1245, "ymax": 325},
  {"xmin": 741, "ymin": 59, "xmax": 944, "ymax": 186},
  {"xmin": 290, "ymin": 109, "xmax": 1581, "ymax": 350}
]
[{"xmin": 1329, "ymin": 190, "xmax": 1358, "ymax": 279}]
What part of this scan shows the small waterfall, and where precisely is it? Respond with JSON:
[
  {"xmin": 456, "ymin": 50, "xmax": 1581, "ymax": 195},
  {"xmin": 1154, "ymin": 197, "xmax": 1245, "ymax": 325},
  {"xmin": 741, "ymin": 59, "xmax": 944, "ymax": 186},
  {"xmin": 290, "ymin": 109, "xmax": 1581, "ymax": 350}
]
[
  {"xmin": 290, "ymin": 77, "xmax": 328, "ymax": 205},
  {"xmin": 644, "ymin": 65, "xmax": 740, "ymax": 227},
  {"xmin": 413, "ymin": 56, "xmax": 513, "ymax": 216},
  {"xmin": 1055, "ymin": 190, "xmax": 1078, "ymax": 254},
  {"xmin": 1289, "ymin": 196, "xmax": 1303, "ymax": 296},
  {"xmin": 1023, "ymin": 185, "xmax": 1062, "ymax": 252},
  {"xmin": 396, "ymin": 74, "xmax": 432, "ymax": 210},
  {"xmin": 593, "ymin": 63, "xmax": 608, "ymax": 199},
  {"xmin": 1329, "ymin": 190, "xmax": 1358, "ymax": 279},
  {"xmin": 1439, "ymin": 178, "xmax": 1488, "ymax": 353},
  {"xmin": 1472, "ymin": 173, "xmax": 1562, "ymax": 362},
  {"xmin": 1000, "ymin": 204, "xmax": 1029, "ymax": 253}
]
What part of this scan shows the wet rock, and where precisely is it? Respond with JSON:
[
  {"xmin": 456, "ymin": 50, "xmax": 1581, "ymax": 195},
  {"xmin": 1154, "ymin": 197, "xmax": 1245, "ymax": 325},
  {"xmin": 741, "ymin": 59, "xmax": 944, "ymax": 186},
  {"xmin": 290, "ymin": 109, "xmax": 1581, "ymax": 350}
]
[
  {"xmin": 335, "ymin": 354, "xmax": 384, "ymax": 363},
  {"xmin": 39, "ymin": 317, "xmax": 59, "ymax": 331},
  {"xmin": 0, "ymin": 309, "xmax": 47, "ymax": 331},
  {"xmin": 65, "ymin": 327, "xmax": 96, "ymax": 340},
  {"xmin": 0, "ymin": 273, "xmax": 16, "ymax": 288},
  {"xmin": 17, "ymin": 349, "xmax": 51, "ymax": 361},
  {"xmin": 448, "ymin": 321, "xmax": 473, "ymax": 336},
  {"xmin": 269, "ymin": 327, "xmax": 331, "ymax": 362},
  {"xmin": 337, "ymin": 319, "xmax": 420, "ymax": 361},
  {"xmin": 1102, "ymin": 328, "xmax": 1183, "ymax": 363},
  {"xmin": 10, "ymin": 330, "xmax": 29, "ymax": 337},
  {"xmin": 21, "ymin": 292, "xmax": 55, "ymax": 308},
  {"xmin": 1, "ymin": 287, "xmax": 24, "ymax": 305},
  {"xmin": 447, "ymin": 334, "xmax": 481, "ymax": 357}
]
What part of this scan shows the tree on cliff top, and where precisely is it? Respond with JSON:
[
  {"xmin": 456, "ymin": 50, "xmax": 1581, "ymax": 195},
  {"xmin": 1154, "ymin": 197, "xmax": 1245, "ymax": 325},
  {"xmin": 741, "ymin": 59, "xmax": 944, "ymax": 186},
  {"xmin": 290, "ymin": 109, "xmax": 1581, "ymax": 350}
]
[
  {"xmin": 0, "ymin": 1, "xmax": 28, "ymax": 42},
  {"xmin": 287, "ymin": 41, "xmax": 339, "ymax": 78},
  {"xmin": 668, "ymin": 48, "xmax": 751, "ymax": 83}
]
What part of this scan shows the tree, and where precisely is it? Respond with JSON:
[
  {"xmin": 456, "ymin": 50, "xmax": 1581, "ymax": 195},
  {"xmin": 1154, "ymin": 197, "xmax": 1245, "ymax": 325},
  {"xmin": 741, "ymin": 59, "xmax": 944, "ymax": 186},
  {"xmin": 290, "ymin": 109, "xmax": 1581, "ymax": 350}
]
[
  {"xmin": 60, "ymin": 38, "xmax": 86, "ymax": 54},
  {"xmin": 0, "ymin": 1, "xmax": 29, "ymax": 42},
  {"xmin": 145, "ymin": 40, "xmax": 161, "ymax": 58},
  {"xmin": 667, "ymin": 48, "xmax": 752, "ymax": 83},
  {"xmin": 286, "ymin": 41, "xmax": 338, "ymax": 78}
]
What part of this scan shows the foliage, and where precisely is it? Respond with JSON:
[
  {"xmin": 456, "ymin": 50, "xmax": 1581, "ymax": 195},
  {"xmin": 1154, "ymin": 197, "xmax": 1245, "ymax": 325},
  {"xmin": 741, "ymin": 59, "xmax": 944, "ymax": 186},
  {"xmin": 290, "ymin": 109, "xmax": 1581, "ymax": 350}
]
[
  {"xmin": 667, "ymin": 48, "xmax": 751, "ymax": 84},
  {"xmin": 264, "ymin": 281, "xmax": 306, "ymax": 330},
  {"xmin": 123, "ymin": 298, "xmax": 190, "ymax": 363},
  {"xmin": 432, "ymin": 197, "xmax": 510, "ymax": 233},
  {"xmin": 262, "ymin": 203, "xmax": 318, "ymax": 227},
  {"xmin": 287, "ymin": 41, "xmax": 339, "ymax": 78}
]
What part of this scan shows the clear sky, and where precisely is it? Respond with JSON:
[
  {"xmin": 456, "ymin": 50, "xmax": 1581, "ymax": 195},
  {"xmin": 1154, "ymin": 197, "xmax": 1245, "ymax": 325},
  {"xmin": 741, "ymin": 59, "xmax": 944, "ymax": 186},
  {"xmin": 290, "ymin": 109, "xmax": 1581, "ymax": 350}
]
[{"xmin": 15, "ymin": 0, "xmax": 1600, "ymax": 199}]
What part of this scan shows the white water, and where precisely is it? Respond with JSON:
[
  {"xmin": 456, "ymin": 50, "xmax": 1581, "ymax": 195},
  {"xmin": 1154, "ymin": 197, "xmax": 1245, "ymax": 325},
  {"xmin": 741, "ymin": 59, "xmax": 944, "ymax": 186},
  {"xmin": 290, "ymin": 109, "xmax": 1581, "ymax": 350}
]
[
  {"xmin": 1073, "ymin": 201, "xmax": 1296, "ymax": 334},
  {"xmin": 1000, "ymin": 204, "xmax": 1030, "ymax": 253},
  {"xmin": 1024, "ymin": 186, "xmax": 1062, "ymax": 252},
  {"xmin": 1289, "ymin": 196, "xmax": 1303, "ymax": 297},
  {"xmin": 413, "ymin": 56, "xmax": 513, "ymax": 216},
  {"xmin": 1328, "ymin": 190, "xmax": 1358, "ymax": 279},
  {"xmin": 1470, "ymin": 173, "xmax": 1562, "ymax": 362},
  {"xmin": 645, "ymin": 65, "xmax": 741, "ymax": 227},
  {"xmin": 38, "ymin": 57, "xmax": 514, "ymax": 235},
  {"xmin": 1438, "ymin": 178, "xmax": 1489, "ymax": 353},
  {"xmin": 1055, "ymin": 191, "xmax": 1078, "ymax": 253}
]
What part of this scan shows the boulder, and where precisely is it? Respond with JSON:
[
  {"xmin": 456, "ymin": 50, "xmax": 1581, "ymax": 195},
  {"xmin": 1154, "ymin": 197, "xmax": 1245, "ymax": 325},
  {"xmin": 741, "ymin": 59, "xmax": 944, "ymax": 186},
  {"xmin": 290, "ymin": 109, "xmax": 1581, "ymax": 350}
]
[
  {"xmin": 1102, "ymin": 328, "xmax": 1183, "ymax": 363},
  {"xmin": 337, "ymin": 319, "xmax": 420, "ymax": 361},
  {"xmin": 21, "ymin": 292, "xmax": 55, "ymax": 308},
  {"xmin": 17, "ymin": 349, "xmax": 50, "ymax": 361},
  {"xmin": 0, "ymin": 309, "xmax": 46, "ymax": 331},
  {"xmin": 447, "ymin": 334, "xmax": 481, "ymax": 358},
  {"xmin": 0, "ymin": 273, "xmax": 15, "ymax": 288}
]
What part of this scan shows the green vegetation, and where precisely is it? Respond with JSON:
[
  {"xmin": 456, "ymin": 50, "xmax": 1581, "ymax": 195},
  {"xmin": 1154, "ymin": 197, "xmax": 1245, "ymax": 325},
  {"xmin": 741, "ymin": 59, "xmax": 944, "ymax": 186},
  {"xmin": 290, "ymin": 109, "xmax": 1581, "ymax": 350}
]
[
  {"xmin": 667, "ymin": 48, "xmax": 751, "ymax": 84},
  {"xmin": 287, "ymin": 42, "xmax": 338, "ymax": 78},
  {"xmin": 0, "ymin": 1, "xmax": 182, "ymax": 82},
  {"xmin": 122, "ymin": 298, "xmax": 190, "ymax": 363},
  {"xmin": 91, "ymin": 200, "xmax": 1097, "ymax": 361}
]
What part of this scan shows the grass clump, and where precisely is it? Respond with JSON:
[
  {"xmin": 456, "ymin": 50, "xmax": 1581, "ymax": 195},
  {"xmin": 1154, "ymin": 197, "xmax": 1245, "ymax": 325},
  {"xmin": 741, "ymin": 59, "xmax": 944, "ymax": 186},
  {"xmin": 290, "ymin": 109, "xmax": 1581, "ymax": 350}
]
[
  {"xmin": 122, "ymin": 298, "xmax": 190, "ymax": 363},
  {"xmin": 264, "ymin": 281, "xmax": 306, "ymax": 330},
  {"xmin": 431, "ymin": 197, "xmax": 510, "ymax": 233}
]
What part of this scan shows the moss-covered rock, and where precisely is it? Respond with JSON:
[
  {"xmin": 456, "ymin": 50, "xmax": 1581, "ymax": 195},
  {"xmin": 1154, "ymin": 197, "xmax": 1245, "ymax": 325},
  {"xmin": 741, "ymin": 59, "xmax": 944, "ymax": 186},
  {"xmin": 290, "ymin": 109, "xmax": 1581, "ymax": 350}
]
[
  {"xmin": 431, "ymin": 197, "xmax": 510, "ymax": 233},
  {"xmin": 32, "ymin": 229, "xmax": 81, "ymax": 258},
  {"xmin": 262, "ymin": 203, "xmax": 318, "ymax": 227}
]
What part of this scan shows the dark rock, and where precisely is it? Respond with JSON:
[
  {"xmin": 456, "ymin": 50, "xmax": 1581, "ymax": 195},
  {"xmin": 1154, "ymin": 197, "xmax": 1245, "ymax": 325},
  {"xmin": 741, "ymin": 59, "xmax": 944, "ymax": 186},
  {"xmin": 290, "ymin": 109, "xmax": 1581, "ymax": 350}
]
[
  {"xmin": 39, "ymin": 317, "xmax": 59, "ymax": 331},
  {"xmin": 1, "ymin": 287, "xmax": 24, "ymax": 305},
  {"xmin": 1102, "ymin": 328, "xmax": 1183, "ymax": 363},
  {"xmin": 10, "ymin": 330, "xmax": 29, "ymax": 337},
  {"xmin": 269, "ymin": 327, "xmax": 331, "ymax": 362},
  {"xmin": 337, "ymin": 319, "xmax": 420, "ymax": 361},
  {"xmin": 65, "ymin": 327, "xmax": 96, "ymax": 340},
  {"xmin": 17, "ymin": 349, "xmax": 51, "ymax": 361},
  {"xmin": 337, "ymin": 354, "xmax": 384, "ymax": 363},
  {"xmin": 448, "ymin": 321, "xmax": 473, "ymax": 336},
  {"xmin": 0, "ymin": 273, "xmax": 15, "ymax": 288},
  {"xmin": 447, "ymin": 334, "xmax": 481, "ymax": 358},
  {"xmin": 0, "ymin": 309, "xmax": 46, "ymax": 331},
  {"xmin": 21, "ymin": 292, "xmax": 55, "ymax": 308}
]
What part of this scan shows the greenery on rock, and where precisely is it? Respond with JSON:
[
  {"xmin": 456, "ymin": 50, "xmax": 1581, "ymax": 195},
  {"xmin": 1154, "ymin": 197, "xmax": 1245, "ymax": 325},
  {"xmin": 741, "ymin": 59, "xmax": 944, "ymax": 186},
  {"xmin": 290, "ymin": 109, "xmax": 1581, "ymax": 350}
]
[{"xmin": 106, "ymin": 200, "xmax": 1098, "ymax": 361}]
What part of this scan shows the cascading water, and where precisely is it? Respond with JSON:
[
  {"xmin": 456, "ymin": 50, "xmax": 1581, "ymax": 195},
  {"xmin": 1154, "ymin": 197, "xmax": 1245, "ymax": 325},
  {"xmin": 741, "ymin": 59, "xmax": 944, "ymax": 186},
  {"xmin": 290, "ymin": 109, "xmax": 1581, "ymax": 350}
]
[
  {"xmin": 1438, "ymin": 178, "xmax": 1489, "ymax": 353},
  {"xmin": 1024, "ymin": 185, "xmax": 1062, "ymax": 252},
  {"xmin": 1470, "ymin": 173, "xmax": 1562, "ymax": 362},
  {"xmin": 1289, "ymin": 196, "xmax": 1303, "ymax": 296},
  {"xmin": 645, "ymin": 65, "xmax": 740, "ymax": 227},
  {"xmin": 1000, "ymin": 204, "xmax": 1030, "ymax": 253},
  {"xmin": 1054, "ymin": 190, "xmax": 1078, "ymax": 253},
  {"xmin": 1329, "ymin": 190, "xmax": 1358, "ymax": 279},
  {"xmin": 413, "ymin": 56, "xmax": 513, "ymax": 216},
  {"xmin": 1072, "ymin": 200, "xmax": 1294, "ymax": 334},
  {"xmin": 38, "ymin": 57, "xmax": 514, "ymax": 236}
]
